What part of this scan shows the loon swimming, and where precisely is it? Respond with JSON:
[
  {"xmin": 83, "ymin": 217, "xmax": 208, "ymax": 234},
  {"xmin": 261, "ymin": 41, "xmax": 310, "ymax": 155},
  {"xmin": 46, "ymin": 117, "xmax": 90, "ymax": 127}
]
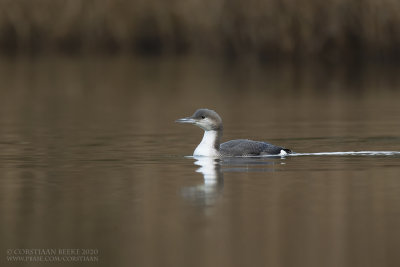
[{"xmin": 176, "ymin": 109, "xmax": 291, "ymax": 157}]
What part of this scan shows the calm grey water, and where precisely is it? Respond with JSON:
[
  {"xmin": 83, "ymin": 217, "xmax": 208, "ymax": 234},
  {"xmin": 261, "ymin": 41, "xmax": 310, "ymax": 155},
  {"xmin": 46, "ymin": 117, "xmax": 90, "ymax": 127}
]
[{"xmin": 1, "ymin": 56, "xmax": 400, "ymax": 267}]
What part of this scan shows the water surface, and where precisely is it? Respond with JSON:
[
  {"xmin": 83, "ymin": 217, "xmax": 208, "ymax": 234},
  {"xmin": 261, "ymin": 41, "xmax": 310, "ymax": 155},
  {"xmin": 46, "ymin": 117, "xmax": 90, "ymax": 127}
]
[{"xmin": 1, "ymin": 56, "xmax": 400, "ymax": 267}]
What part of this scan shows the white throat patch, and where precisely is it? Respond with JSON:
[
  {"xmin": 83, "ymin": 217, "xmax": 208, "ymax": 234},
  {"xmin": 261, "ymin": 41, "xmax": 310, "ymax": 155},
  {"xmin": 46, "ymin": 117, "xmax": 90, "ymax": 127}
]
[{"xmin": 193, "ymin": 131, "xmax": 219, "ymax": 157}]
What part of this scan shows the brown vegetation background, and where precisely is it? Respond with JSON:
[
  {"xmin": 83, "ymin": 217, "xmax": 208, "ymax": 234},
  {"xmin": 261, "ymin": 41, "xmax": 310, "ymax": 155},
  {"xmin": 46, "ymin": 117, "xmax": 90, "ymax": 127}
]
[{"xmin": 0, "ymin": 0, "xmax": 399, "ymax": 61}]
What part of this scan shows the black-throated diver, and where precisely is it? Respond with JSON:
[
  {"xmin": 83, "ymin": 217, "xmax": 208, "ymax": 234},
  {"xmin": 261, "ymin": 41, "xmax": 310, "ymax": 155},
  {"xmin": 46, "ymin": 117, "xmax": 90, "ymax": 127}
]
[{"xmin": 176, "ymin": 109, "xmax": 291, "ymax": 157}]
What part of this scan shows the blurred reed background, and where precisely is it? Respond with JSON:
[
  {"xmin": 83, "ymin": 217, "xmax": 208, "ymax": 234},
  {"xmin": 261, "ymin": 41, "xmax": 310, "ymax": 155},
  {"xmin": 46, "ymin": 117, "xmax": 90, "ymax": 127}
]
[{"xmin": 0, "ymin": 0, "xmax": 399, "ymax": 62}]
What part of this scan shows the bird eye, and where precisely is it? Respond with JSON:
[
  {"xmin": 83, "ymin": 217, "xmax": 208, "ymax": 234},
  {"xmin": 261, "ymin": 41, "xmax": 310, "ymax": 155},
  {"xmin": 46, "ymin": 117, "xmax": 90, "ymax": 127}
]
[{"xmin": 201, "ymin": 115, "xmax": 205, "ymax": 119}]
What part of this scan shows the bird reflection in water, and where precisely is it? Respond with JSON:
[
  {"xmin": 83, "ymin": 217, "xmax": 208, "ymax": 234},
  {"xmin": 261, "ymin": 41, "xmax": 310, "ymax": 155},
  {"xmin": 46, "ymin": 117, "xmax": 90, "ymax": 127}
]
[
  {"xmin": 181, "ymin": 156, "xmax": 224, "ymax": 206},
  {"xmin": 181, "ymin": 156, "xmax": 287, "ymax": 206}
]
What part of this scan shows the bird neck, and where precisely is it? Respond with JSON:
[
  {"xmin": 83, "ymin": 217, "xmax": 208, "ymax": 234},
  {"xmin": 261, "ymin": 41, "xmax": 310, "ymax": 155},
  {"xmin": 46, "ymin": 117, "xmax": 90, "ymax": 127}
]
[{"xmin": 193, "ymin": 130, "xmax": 222, "ymax": 157}]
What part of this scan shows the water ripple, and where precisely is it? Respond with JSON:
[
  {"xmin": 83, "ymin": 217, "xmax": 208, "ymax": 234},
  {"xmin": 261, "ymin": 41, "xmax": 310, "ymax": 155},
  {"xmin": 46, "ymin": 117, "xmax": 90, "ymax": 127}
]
[{"xmin": 290, "ymin": 151, "xmax": 400, "ymax": 156}]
